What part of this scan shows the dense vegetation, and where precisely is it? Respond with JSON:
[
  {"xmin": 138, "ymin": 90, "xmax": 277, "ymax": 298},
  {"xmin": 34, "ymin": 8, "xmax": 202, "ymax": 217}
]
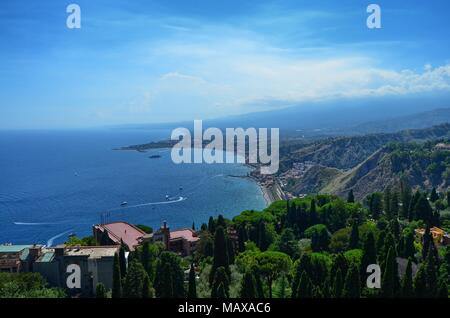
[
  {"xmin": 0, "ymin": 272, "xmax": 65, "ymax": 298},
  {"xmin": 109, "ymin": 184, "xmax": 450, "ymax": 298}
]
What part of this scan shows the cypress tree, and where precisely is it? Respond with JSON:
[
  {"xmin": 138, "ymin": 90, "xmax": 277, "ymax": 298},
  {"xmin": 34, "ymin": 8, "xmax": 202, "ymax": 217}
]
[
  {"xmin": 381, "ymin": 247, "xmax": 398, "ymax": 297},
  {"xmin": 343, "ymin": 264, "xmax": 361, "ymax": 298},
  {"xmin": 414, "ymin": 264, "xmax": 427, "ymax": 298},
  {"xmin": 142, "ymin": 273, "xmax": 153, "ymax": 298},
  {"xmin": 96, "ymin": 283, "xmax": 107, "ymax": 298},
  {"xmin": 141, "ymin": 241, "xmax": 152, "ymax": 280},
  {"xmin": 240, "ymin": 271, "xmax": 257, "ymax": 298},
  {"xmin": 188, "ymin": 263, "xmax": 197, "ymax": 298},
  {"xmin": 119, "ymin": 242, "xmax": 127, "ymax": 279},
  {"xmin": 208, "ymin": 216, "xmax": 215, "ymax": 233},
  {"xmin": 349, "ymin": 220, "xmax": 359, "ymax": 249},
  {"xmin": 361, "ymin": 231, "xmax": 377, "ymax": 282},
  {"xmin": 422, "ymin": 225, "xmax": 432, "ymax": 260},
  {"xmin": 438, "ymin": 280, "xmax": 448, "ymax": 298},
  {"xmin": 215, "ymin": 283, "xmax": 227, "ymax": 298},
  {"xmin": 376, "ymin": 230, "xmax": 386, "ymax": 261},
  {"xmin": 211, "ymin": 267, "xmax": 230, "ymax": 298},
  {"xmin": 400, "ymin": 179, "xmax": 412, "ymax": 219},
  {"xmin": 310, "ymin": 199, "xmax": 319, "ymax": 225},
  {"xmin": 430, "ymin": 188, "xmax": 439, "ymax": 202},
  {"xmin": 414, "ymin": 194, "xmax": 433, "ymax": 224},
  {"xmin": 400, "ymin": 259, "xmax": 414, "ymax": 298},
  {"xmin": 347, "ymin": 189, "xmax": 355, "ymax": 203},
  {"xmin": 425, "ymin": 247, "xmax": 438, "ymax": 297},
  {"xmin": 333, "ymin": 269, "xmax": 344, "ymax": 298},
  {"xmin": 112, "ymin": 253, "xmax": 122, "ymax": 298},
  {"xmin": 252, "ymin": 265, "xmax": 265, "ymax": 298},
  {"xmin": 369, "ymin": 193, "xmax": 383, "ymax": 219},
  {"xmin": 257, "ymin": 221, "xmax": 270, "ymax": 251},
  {"xmin": 154, "ymin": 252, "xmax": 185, "ymax": 298},
  {"xmin": 123, "ymin": 259, "xmax": 148, "ymax": 298},
  {"xmin": 217, "ymin": 214, "xmax": 226, "ymax": 228},
  {"xmin": 210, "ymin": 226, "xmax": 230, "ymax": 284},
  {"xmin": 331, "ymin": 253, "xmax": 348, "ymax": 280},
  {"xmin": 391, "ymin": 192, "xmax": 399, "ymax": 218},
  {"xmin": 402, "ymin": 230, "xmax": 416, "ymax": 261},
  {"xmin": 296, "ymin": 271, "xmax": 312, "ymax": 298},
  {"xmin": 237, "ymin": 226, "xmax": 247, "ymax": 253},
  {"xmin": 384, "ymin": 187, "xmax": 392, "ymax": 218}
]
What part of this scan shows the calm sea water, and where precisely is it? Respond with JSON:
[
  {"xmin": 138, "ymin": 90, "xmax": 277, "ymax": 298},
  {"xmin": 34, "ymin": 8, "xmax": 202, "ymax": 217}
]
[{"xmin": 0, "ymin": 129, "xmax": 266, "ymax": 246}]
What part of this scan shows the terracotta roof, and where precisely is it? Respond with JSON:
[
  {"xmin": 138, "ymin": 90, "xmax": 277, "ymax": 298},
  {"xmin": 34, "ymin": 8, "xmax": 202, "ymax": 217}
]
[
  {"xmin": 96, "ymin": 222, "xmax": 146, "ymax": 251},
  {"xmin": 170, "ymin": 228, "xmax": 199, "ymax": 243}
]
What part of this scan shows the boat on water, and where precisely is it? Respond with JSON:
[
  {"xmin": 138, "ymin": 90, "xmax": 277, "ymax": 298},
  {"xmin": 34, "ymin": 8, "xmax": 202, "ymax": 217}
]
[
  {"xmin": 165, "ymin": 195, "xmax": 170, "ymax": 200},
  {"xmin": 121, "ymin": 201, "xmax": 128, "ymax": 206},
  {"xmin": 149, "ymin": 154, "xmax": 161, "ymax": 159}
]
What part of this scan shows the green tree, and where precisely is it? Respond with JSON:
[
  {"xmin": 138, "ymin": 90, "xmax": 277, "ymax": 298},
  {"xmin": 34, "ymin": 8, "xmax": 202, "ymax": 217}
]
[
  {"xmin": 119, "ymin": 243, "xmax": 127, "ymax": 280},
  {"xmin": 381, "ymin": 247, "xmax": 399, "ymax": 298},
  {"xmin": 211, "ymin": 267, "xmax": 230, "ymax": 298},
  {"xmin": 401, "ymin": 230, "xmax": 416, "ymax": 261},
  {"xmin": 142, "ymin": 273, "xmax": 154, "ymax": 298},
  {"xmin": 413, "ymin": 194, "xmax": 433, "ymax": 224},
  {"xmin": 240, "ymin": 271, "xmax": 257, "ymax": 298},
  {"xmin": 391, "ymin": 192, "xmax": 399, "ymax": 218},
  {"xmin": 360, "ymin": 231, "xmax": 377, "ymax": 283},
  {"xmin": 384, "ymin": 187, "xmax": 392, "ymax": 218},
  {"xmin": 400, "ymin": 259, "xmax": 414, "ymax": 298},
  {"xmin": 333, "ymin": 269, "xmax": 344, "ymax": 298},
  {"xmin": 154, "ymin": 252, "xmax": 185, "ymax": 298},
  {"xmin": 400, "ymin": 179, "xmax": 412, "ymax": 218},
  {"xmin": 349, "ymin": 220, "xmax": 359, "ymax": 249},
  {"xmin": 112, "ymin": 253, "xmax": 122, "ymax": 298},
  {"xmin": 347, "ymin": 189, "xmax": 355, "ymax": 203},
  {"xmin": 141, "ymin": 241, "xmax": 153, "ymax": 280},
  {"xmin": 296, "ymin": 271, "xmax": 312, "ymax": 298},
  {"xmin": 256, "ymin": 251, "xmax": 292, "ymax": 298},
  {"xmin": 252, "ymin": 265, "xmax": 265, "ymax": 298},
  {"xmin": 343, "ymin": 264, "xmax": 361, "ymax": 298},
  {"xmin": 430, "ymin": 187, "xmax": 439, "ymax": 202},
  {"xmin": 208, "ymin": 216, "xmax": 215, "ymax": 233},
  {"xmin": 414, "ymin": 264, "xmax": 427, "ymax": 298},
  {"xmin": 123, "ymin": 259, "xmax": 149, "ymax": 298},
  {"xmin": 210, "ymin": 226, "xmax": 230, "ymax": 284},
  {"xmin": 95, "ymin": 283, "xmax": 107, "ymax": 298},
  {"xmin": 276, "ymin": 228, "xmax": 299, "ymax": 257},
  {"xmin": 368, "ymin": 192, "xmax": 383, "ymax": 219},
  {"xmin": 188, "ymin": 263, "xmax": 197, "ymax": 298}
]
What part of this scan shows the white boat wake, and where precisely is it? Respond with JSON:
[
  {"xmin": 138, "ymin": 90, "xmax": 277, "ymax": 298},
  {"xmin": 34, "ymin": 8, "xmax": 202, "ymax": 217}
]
[
  {"xmin": 46, "ymin": 229, "xmax": 73, "ymax": 247},
  {"xmin": 110, "ymin": 196, "xmax": 187, "ymax": 211},
  {"xmin": 14, "ymin": 222, "xmax": 65, "ymax": 226}
]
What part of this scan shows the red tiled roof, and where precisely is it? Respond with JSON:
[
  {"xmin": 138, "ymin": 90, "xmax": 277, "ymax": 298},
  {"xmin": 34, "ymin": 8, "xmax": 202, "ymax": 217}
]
[
  {"xmin": 96, "ymin": 222, "xmax": 146, "ymax": 251},
  {"xmin": 170, "ymin": 229, "xmax": 199, "ymax": 243}
]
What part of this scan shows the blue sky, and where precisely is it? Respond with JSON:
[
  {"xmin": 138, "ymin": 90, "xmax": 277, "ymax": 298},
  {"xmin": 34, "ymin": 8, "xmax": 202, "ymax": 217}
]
[{"xmin": 1, "ymin": 0, "xmax": 450, "ymax": 129}]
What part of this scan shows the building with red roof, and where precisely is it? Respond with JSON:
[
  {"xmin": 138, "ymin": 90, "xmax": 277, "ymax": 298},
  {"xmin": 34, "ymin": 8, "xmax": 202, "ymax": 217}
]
[{"xmin": 93, "ymin": 222, "xmax": 150, "ymax": 251}]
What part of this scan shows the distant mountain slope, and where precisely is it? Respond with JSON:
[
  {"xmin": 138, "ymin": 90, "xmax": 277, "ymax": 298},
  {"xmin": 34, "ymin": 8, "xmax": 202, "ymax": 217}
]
[
  {"xmin": 281, "ymin": 123, "xmax": 450, "ymax": 171},
  {"xmin": 321, "ymin": 140, "xmax": 450, "ymax": 200},
  {"xmin": 351, "ymin": 108, "xmax": 450, "ymax": 134}
]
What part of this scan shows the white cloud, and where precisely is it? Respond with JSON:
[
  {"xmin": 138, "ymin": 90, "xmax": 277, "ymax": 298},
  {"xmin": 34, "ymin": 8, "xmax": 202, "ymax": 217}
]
[{"xmin": 132, "ymin": 35, "xmax": 450, "ymax": 121}]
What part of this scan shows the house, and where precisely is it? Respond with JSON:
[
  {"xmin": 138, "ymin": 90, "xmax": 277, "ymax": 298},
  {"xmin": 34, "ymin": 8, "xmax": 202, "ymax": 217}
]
[
  {"xmin": 415, "ymin": 226, "xmax": 449, "ymax": 246},
  {"xmin": 93, "ymin": 221, "xmax": 151, "ymax": 251},
  {"xmin": 152, "ymin": 222, "xmax": 199, "ymax": 256},
  {"xmin": 34, "ymin": 245, "xmax": 119, "ymax": 297},
  {"xmin": 0, "ymin": 244, "xmax": 42, "ymax": 273}
]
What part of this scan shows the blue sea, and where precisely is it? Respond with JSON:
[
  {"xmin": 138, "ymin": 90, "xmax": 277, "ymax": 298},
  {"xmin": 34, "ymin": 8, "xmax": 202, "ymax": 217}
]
[{"xmin": 0, "ymin": 129, "xmax": 266, "ymax": 246}]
